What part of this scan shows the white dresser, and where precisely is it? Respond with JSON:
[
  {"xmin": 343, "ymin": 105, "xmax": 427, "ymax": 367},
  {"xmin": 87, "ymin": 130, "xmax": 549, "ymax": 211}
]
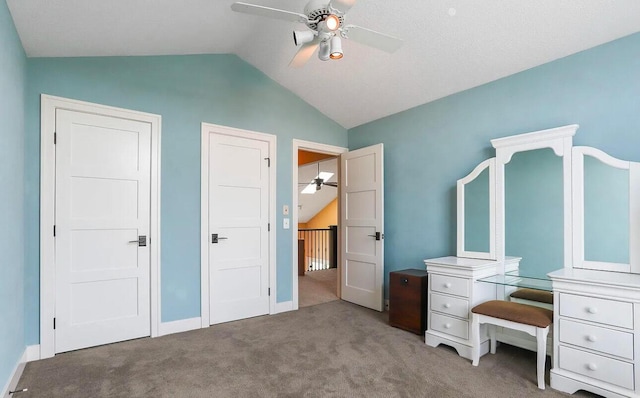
[
  {"xmin": 424, "ymin": 256, "xmax": 519, "ymax": 360},
  {"xmin": 549, "ymin": 269, "xmax": 640, "ymax": 398}
]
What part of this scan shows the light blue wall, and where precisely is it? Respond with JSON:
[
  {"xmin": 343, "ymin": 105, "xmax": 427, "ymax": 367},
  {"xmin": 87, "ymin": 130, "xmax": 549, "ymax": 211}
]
[
  {"xmin": 24, "ymin": 55, "xmax": 347, "ymax": 344},
  {"xmin": 0, "ymin": 0, "xmax": 26, "ymax": 387},
  {"xmin": 348, "ymin": 32, "xmax": 640, "ymax": 296}
]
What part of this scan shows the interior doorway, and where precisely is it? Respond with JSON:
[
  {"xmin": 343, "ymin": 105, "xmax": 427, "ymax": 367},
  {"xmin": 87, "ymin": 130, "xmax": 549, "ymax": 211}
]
[
  {"xmin": 292, "ymin": 140, "xmax": 347, "ymax": 310},
  {"xmin": 298, "ymin": 152, "xmax": 339, "ymax": 307}
]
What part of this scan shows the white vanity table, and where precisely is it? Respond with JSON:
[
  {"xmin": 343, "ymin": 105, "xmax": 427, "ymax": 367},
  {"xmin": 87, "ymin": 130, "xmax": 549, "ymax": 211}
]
[
  {"xmin": 549, "ymin": 269, "xmax": 640, "ymax": 397},
  {"xmin": 425, "ymin": 256, "xmax": 520, "ymax": 360},
  {"xmin": 424, "ymin": 124, "xmax": 640, "ymax": 397}
]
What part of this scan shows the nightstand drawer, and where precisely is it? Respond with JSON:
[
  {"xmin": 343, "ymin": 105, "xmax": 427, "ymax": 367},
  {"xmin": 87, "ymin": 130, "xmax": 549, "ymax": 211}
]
[
  {"xmin": 430, "ymin": 274, "xmax": 469, "ymax": 298},
  {"xmin": 559, "ymin": 319, "xmax": 634, "ymax": 360},
  {"xmin": 430, "ymin": 312, "xmax": 468, "ymax": 340},
  {"xmin": 559, "ymin": 293, "xmax": 633, "ymax": 329},
  {"xmin": 430, "ymin": 293, "xmax": 469, "ymax": 319},
  {"xmin": 559, "ymin": 346, "xmax": 634, "ymax": 390}
]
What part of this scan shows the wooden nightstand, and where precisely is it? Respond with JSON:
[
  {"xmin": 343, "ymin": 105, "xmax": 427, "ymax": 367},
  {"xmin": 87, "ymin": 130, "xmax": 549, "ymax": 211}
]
[{"xmin": 389, "ymin": 269, "xmax": 429, "ymax": 335}]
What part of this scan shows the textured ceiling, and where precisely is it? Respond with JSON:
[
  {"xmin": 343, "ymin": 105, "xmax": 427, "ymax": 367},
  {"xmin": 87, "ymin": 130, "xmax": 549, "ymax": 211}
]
[{"xmin": 7, "ymin": 0, "xmax": 640, "ymax": 128}]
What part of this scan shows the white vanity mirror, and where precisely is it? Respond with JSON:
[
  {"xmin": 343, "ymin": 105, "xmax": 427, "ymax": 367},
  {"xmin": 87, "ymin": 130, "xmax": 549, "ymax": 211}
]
[
  {"xmin": 504, "ymin": 148, "xmax": 564, "ymax": 278},
  {"xmin": 572, "ymin": 146, "xmax": 640, "ymax": 273},
  {"xmin": 457, "ymin": 158, "xmax": 496, "ymax": 260},
  {"xmin": 492, "ymin": 124, "xmax": 576, "ymax": 273}
]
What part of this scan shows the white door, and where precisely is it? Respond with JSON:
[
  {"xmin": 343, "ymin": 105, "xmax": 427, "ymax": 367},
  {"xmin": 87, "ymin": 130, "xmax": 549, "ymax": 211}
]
[
  {"xmin": 208, "ymin": 132, "xmax": 270, "ymax": 324},
  {"xmin": 340, "ymin": 144, "xmax": 384, "ymax": 311},
  {"xmin": 55, "ymin": 109, "xmax": 151, "ymax": 353}
]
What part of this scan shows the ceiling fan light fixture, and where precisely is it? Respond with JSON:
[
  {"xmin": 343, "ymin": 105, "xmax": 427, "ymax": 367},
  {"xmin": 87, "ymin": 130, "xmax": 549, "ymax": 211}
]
[
  {"xmin": 329, "ymin": 36, "xmax": 343, "ymax": 59},
  {"xmin": 324, "ymin": 14, "xmax": 340, "ymax": 31},
  {"xmin": 293, "ymin": 30, "xmax": 315, "ymax": 46},
  {"xmin": 318, "ymin": 40, "xmax": 330, "ymax": 61}
]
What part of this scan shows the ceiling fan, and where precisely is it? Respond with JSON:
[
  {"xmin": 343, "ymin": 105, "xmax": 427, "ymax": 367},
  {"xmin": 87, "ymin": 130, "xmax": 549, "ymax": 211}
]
[
  {"xmin": 231, "ymin": 0, "xmax": 403, "ymax": 67},
  {"xmin": 300, "ymin": 162, "xmax": 337, "ymax": 193}
]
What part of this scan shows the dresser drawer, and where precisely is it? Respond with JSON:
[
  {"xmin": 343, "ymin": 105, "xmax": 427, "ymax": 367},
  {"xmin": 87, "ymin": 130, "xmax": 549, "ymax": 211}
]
[
  {"xmin": 559, "ymin": 293, "xmax": 633, "ymax": 329},
  {"xmin": 559, "ymin": 345, "xmax": 634, "ymax": 390},
  {"xmin": 430, "ymin": 312, "xmax": 468, "ymax": 340},
  {"xmin": 559, "ymin": 319, "xmax": 634, "ymax": 360},
  {"xmin": 430, "ymin": 274, "xmax": 469, "ymax": 298},
  {"xmin": 430, "ymin": 293, "xmax": 469, "ymax": 319}
]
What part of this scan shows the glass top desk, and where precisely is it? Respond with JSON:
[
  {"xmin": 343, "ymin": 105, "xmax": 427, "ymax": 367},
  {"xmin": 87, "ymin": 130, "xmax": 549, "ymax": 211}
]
[{"xmin": 477, "ymin": 270, "xmax": 553, "ymax": 292}]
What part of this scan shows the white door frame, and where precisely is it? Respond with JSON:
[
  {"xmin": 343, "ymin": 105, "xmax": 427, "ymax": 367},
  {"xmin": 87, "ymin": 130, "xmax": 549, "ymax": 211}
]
[
  {"xmin": 40, "ymin": 95, "xmax": 162, "ymax": 359},
  {"xmin": 292, "ymin": 139, "xmax": 348, "ymax": 310},
  {"xmin": 200, "ymin": 123, "xmax": 277, "ymax": 327}
]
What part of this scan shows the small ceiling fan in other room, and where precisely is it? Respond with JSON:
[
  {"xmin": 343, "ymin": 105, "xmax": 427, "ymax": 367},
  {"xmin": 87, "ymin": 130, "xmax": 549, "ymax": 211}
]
[
  {"xmin": 231, "ymin": 0, "xmax": 403, "ymax": 67},
  {"xmin": 299, "ymin": 162, "xmax": 337, "ymax": 193}
]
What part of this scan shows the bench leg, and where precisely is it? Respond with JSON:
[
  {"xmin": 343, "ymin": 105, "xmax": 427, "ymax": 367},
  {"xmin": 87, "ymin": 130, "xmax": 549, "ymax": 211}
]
[
  {"xmin": 536, "ymin": 326, "xmax": 549, "ymax": 390},
  {"xmin": 471, "ymin": 313, "xmax": 480, "ymax": 366},
  {"xmin": 489, "ymin": 324, "xmax": 497, "ymax": 354}
]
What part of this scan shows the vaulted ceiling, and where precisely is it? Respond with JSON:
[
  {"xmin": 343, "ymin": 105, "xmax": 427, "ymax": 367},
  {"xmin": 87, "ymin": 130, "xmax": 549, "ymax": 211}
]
[{"xmin": 7, "ymin": 0, "xmax": 640, "ymax": 128}]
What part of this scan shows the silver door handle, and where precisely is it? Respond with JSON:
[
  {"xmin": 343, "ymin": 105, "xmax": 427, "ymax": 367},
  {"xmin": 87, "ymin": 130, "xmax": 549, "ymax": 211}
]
[
  {"xmin": 367, "ymin": 232, "xmax": 383, "ymax": 241},
  {"xmin": 212, "ymin": 234, "xmax": 229, "ymax": 244},
  {"xmin": 129, "ymin": 236, "xmax": 147, "ymax": 246}
]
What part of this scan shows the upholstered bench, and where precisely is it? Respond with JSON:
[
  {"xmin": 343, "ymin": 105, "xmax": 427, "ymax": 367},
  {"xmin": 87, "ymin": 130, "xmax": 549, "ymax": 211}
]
[
  {"xmin": 471, "ymin": 300, "xmax": 553, "ymax": 389},
  {"xmin": 509, "ymin": 288, "xmax": 554, "ymax": 308}
]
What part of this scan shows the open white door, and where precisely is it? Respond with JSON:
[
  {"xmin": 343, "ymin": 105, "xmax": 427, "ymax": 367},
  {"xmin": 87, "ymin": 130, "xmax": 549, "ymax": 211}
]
[{"xmin": 340, "ymin": 144, "xmax": 384, "ymax": 311}]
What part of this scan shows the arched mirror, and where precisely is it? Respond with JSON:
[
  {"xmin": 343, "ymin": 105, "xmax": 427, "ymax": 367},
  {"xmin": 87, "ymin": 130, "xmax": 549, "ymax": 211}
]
[
  {"xmin": 457, "ymin": 158, "xmax": 496, "ymax": 260},
  {"xmin": 492, "ymin": 124, "xmax": 577, "ymax": 275},
  {"xmin": 572, "ymin": 146, "xmax": 640, "ymax": 273}
]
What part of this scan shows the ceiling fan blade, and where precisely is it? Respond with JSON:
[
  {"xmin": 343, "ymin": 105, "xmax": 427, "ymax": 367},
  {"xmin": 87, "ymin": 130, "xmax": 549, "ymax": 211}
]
[
  {"xmin": 329, "ymin": 0, "xmax": 357, "ymax": 15},
  {"xmin": 323, "ymin": 182, "xmax": 338, "ymax": 187},
  {"xmin": 289, "ymin": 40, "xmax": 319, "ymax": 68},
  {"xmin": 231, "ymin": 2, "xmax": 309, "ymax": 24},
  {"xmin": 342, "ymin": 24, "xmax": 403, "ymax": 53}
]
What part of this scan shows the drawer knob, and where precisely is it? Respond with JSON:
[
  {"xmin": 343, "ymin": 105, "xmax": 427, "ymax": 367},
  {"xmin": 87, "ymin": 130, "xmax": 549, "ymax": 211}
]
[
  {"xmin": 586, "ymin": 335, "xmax": 597, "ymax": 343},
  {"xmin": 586, "ymin": 363, "xmax": 598, "ymax": 371},
  {"xmin": 586, "ymin": 307, "xmax": 598, "ymax": 314},
  {"xmin": 443, "ymin": 303, "xmax": 451, "ymax": 309},
  {"xmin": 444, "ymin": 283, "xmax": 452, "ymax": 288},
  {"xmin": 444, "ymin": 323, "xmax": 452, "ymax": 329}
]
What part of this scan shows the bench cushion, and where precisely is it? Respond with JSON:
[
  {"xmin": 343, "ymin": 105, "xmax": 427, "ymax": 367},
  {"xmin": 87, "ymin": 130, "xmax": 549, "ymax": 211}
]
[
  {"xmin": 509, "ymin": 288, "xmax": 554, "ymax": 305},
  {"xmin": 472, "ymin": 300, "xmax": 553, "ymax": 328}
]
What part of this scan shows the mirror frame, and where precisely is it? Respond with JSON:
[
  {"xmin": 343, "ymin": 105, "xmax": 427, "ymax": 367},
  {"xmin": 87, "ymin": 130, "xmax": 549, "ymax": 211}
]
[
  {"xmin": 491, "ymin": 124, "xmax": 578, "ymax": 273},
  {"xmin": 457, "ymin": 158, "xmax": 496, "ymax": 260},
  {"xmin": 572, "ymin": 146, "xmax": 640, "ymax": 273}
]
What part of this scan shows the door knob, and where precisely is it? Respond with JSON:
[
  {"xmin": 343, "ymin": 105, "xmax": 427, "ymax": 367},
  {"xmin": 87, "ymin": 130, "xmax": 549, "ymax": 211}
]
[
  {"xmin": 129, "ymin": 236, "xmax": 146, "ymax": 247},
  {"xmin": 367, "ymin": 232, "xmax": 384, "ymax": 241},
  {"xmin": 212, "ymin": 233, "xmax": 229, "ymax": 244}
]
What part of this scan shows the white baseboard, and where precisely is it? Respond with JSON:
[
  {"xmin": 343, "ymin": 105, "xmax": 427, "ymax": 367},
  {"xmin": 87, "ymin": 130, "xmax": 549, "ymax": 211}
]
[
  {"xmin": 25, "ymin": 345, "xmax": 40, "ymax": 362},
  {"xmin": 158, "ymin": 317, "xmax": 202, "ymax": 337},
  {"xmin": 2, "ymin": 349, "xmax": 27, "ymax": 398},
  {"xmin": 274, "ymin": 300, "xmax": 293, "ymax": 314}
]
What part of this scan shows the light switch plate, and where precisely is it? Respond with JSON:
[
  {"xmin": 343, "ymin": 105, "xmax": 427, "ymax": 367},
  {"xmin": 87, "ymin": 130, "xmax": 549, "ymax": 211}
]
[
  {"xmin": 283, "ymin": 218, "xmax": 290, "ymax": 229},
  {"xmin": 283, "ymin": 205, "xmax": 289, "ymax": 215}
]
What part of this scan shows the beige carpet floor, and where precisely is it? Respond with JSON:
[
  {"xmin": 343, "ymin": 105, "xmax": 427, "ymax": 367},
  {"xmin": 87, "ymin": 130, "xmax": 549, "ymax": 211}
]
[
  {"xmin": 17, "ymin": 300, "xmax": 593, "ymax": 398},
  {"xmin": 298, "ymin": 268, "xmax": 338, "ymax": 308}
]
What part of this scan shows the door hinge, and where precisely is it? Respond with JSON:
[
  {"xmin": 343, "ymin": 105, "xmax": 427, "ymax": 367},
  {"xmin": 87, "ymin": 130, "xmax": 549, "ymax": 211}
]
[
  {"xmin": 268, "ymin": 223, "xmax": 270, "ymax": 232},
  {"xmin": 53, "ymin": 132, "xmax": 57, "ymax": 144},
  {"xmin": 53, "ymin": 225, "xmax": 56, "ymax": 237},
  {"xmin": 268, "ymin": 288, "xmax": 271, "ymax": 296},
  {"xmin": 264, "ymin": 157, "xmax": 270, "ymax": 167},
  {"xmin": 53, "ymin": 318, "xmax": 56, "ymax": 330}
]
